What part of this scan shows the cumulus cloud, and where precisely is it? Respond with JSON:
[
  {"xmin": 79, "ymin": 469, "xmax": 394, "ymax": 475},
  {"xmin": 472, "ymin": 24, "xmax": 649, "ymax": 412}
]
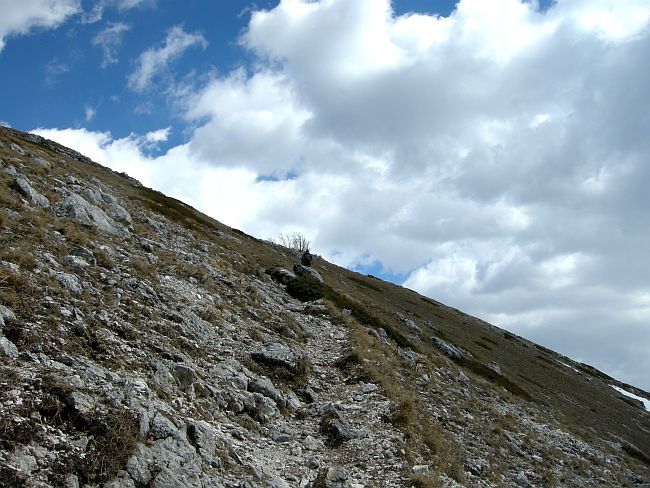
[
  {"xmin": 38, "ymin": 0, "xmax": 650, "ymax": 389},
  {"xmin": 0, "ymin": 0, "xmax": 80, "ymax": 52},
  {"xmin": 128, "ymin": 25, "xmax": 207, "ymax": 93},
  {"xmin": 92, "ymin": 22, "xmax": 130, "ymax": 67}
]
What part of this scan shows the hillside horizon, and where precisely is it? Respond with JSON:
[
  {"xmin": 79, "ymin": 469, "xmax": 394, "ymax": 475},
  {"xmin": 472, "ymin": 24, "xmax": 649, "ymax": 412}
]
[{"xmin": 1, "ymin": 125, "xmax": 649, "ymax": 487}]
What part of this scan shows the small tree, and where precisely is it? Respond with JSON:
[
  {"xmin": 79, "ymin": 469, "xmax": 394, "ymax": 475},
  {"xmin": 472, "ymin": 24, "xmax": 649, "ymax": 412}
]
[{"xmin": 277, "ymin": 232, "xmax": 311, "ymax": 253}]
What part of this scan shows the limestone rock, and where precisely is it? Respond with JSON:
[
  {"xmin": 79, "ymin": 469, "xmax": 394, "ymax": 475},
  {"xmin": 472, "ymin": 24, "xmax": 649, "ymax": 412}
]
[
  {"xmin": 12, "ymin": 176, "xmax": 50, "ymax": 208},
  {"xmin": 71, "ymin": 245, "xmax": 96, "ymax": 265},
  {"xmin": 312, "ymin": 466, "xmax": 351, "ymax": 488},
  {"xmin": 433, "ymin": 338, "xmax": 463, "ymax": 360},
  {"xmin": 55, "ymin": 272, "xmax": 83, "ymax": 294},
  {"xmin": 267, "ymin": 267, "xmax": 297, "ymax": 285},
  {"xmin": 0, "ymin": 337, "xmax": 19, "ymax": 359},
  {"xmin": 397, "ymin": 312, "xmax": 421, "ymax": 333},
  {"xmin": 61, "ymin": 193, "xmax": 130, "ymax": 237},
  {"xmin": 249, "ymin": 377, "xmax": 287, "ymax": 409},
  {"xmin": 293, "ymin": 264, "xmax": 324, "ymax": 284},
  {"xmin": 0, "ymin": 304, "xmax": 16, "ymax": 323},
  {"xmin": 172, "ymin": 364, "xmax": 196, "ymax": 389},
  {"xmin": 251, "ymin": 342, "xmax": 301, "ymax": 371}
]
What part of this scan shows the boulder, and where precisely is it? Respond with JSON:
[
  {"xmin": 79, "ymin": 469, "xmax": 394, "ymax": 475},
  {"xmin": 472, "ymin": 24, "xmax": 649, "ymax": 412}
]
[
  {"xmin": 0, "ymin": 304, "xmax": 16, "ymax": 323},
  {"xmin": 0, "ymin": 337, "xmax": 19, "ymax": 359},
  {"xmin": 61, "ymin": 193, "xmax": 129, "ymax": 237},
  {"xmin": 251, "ymin": 342, "xmax": 301, "ymax": 371},
  {"xmin": 433, "ymin": 338, "xmax": 463, "ymax": 360},
  {"xmin": 312, "ymin": 466, "xmax": 351, "ymax": 488},
  {"xmin": 12, "ymin": 177, "xmax": 50, "ymax": 208},
  {"xmin": 71, "ymin": 246, "xmax": 97, "ymax": 265},
  {"xmin": 249, "ymin": 377, "xmax": 287, "ymax": 409},
  {"xmin": 396, "ymin": 312, "xmax": 421, "ymax": 333},
  {"xmin": 267, "ymin": 267, "xmax": 297, "ymax": 285},
  {"xmin": 31, "ymin": 156, "xmax": 51, "ymax": 171},
  {"xmin": 55, "ymin": 272, "xmax": 83, "ymax": 294},
  {"xmin": 320, "ymin": 408, "xmax": 358, "ymax": 446},
  {"xmin": 293, "ymin": 264, "xmax": 324, "ymax": 284}
]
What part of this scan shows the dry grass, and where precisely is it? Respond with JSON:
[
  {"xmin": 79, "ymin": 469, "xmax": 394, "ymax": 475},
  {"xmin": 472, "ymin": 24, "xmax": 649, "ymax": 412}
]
[
  {"xmin": 0, "ymin": 466, "xmax": 27, "ymax": 488},
  {"xmin": 94, "ymin": 247, "xmax": 115, "ymax": 270},
  {"xmin": 67, "ymin": 409, "xmax": 141, "ymax": 484},
  {"xmin": 131, "ymin": 256, "xmax": 159, "ymax": 282},
  {"xmin": 336, "ymin": 313, "xmax": 465, "ymax": 480}
]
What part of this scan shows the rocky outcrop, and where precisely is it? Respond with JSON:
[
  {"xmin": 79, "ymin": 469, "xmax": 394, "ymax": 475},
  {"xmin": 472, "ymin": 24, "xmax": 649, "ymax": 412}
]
[
  {"xmin": 60, "ymin": 193, "xmax": 130, "ymax": 237},
  {"xmin": 293, "ymin": 264, "xmax": 324, "ymax": 283},
  {"xmin": 11, "ymin": 176, "xmax": 50, "ymax": 208}
]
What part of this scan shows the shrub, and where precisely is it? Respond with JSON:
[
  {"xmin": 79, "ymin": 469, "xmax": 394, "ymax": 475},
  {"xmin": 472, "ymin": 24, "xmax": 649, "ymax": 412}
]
[
  {"xmin": 285, "ymin": 276, "xmax": 325, "ymax": 302},
  {"xmin": 276, "ymin": 232, "xmax": 311, "ymax": 253}
]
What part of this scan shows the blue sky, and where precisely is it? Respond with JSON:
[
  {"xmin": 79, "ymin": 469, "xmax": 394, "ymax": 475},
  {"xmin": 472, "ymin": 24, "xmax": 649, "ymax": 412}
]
[
  {"xmin": 1, "ymin": 0, "xmax": 650, "ymax": 391},
  {"xmin": 1, "ymin": 0, "xmax": 461, "ymax": 150}
]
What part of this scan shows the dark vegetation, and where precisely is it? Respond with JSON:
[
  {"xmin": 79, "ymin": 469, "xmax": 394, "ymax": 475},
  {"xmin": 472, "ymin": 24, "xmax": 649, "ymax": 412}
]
[
  {"xmin": 38, "ymin": 378, "xmax": 141, "ymax": 484},
  {"xmin": 456, "ymin": 357, "xmax": 532, "ymax": 401},
  {"xmin": 286, "ymin": 275, "xmax": 413, "ymax": 349},
  {"xmin": 348, "ymin": 276, "xmax": 383, "ymax": 292}
]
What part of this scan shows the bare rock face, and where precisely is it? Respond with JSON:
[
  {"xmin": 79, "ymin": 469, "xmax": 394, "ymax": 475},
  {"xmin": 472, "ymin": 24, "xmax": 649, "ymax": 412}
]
[
  {"xmin": 251, "ymin": 342, "xmax": 302, "ymax": 371},
  {"xmin": 267, "ymin": 267, "xmax": 296, "ymax": 285},
  {"xmin": 433, "ymin": 337, "xmax": 464, "ymax": 359},
  {"xmin": 0, "ymin": 336, "xmax": 19, "ymax": 358},
  {"xmin": 12, "ymin": 176, "xmax": 50, "ymax": 208},
  {"xmin": 293, "ymin": 264, "xmax": 324, "ymax": 283},
  {"xmin": 61, "ymin": 193, "xmax": 130, "ymax": 237}
]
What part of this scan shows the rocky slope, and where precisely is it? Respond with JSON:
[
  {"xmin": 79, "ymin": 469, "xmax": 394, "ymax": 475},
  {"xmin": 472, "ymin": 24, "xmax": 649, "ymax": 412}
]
[{"xmin": 0, "ymin": 126, "xmax": 649, "ymax": 488}]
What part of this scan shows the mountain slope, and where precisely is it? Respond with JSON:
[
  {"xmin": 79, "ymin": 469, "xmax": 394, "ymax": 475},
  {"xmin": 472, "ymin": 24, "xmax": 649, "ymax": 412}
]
[{"xmin": 1, "ymin": 126, "xmax": 648, "ymax": 487}]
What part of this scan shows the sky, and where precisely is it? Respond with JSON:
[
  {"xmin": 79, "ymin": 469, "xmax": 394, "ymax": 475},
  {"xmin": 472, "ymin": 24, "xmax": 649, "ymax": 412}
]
[{"xmin": 0, "ymin": 0, "xmax": 649, "ymax": 391}]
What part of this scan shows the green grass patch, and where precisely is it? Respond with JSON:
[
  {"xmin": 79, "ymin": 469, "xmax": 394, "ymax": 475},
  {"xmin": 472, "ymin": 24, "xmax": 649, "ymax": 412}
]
[
  {"xmin": 622, "ymin": 442, "xmax": 650, "ymax": 467},
  {"xmin": 134, "ymin": 187, "xmax": 217, "ymax": 237},
  {"xmin": 286, "ymin": 276, "xmax": 414, "ymax": 348},
  {"xmin": 348, "ymin": 276, "xmax": 383, "ymax": 292},
  {"xmin": 457, "ymin": 358, "xmax": 532, "ymax": 401}
]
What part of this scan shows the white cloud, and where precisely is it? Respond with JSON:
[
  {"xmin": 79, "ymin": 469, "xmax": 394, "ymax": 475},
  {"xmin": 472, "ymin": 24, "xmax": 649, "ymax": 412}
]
[
  {"xmin": 37, "ymin": 0, "xmax": 650, "ymax": 390},
  {"xmin": 92, "ymin": 22, "xmax": 130, "ymax": 67},
  {"xmin": 84, "ymin": 105, "xmax": 96, "ymax": 122},
  {"xmin": 81, "ymin": 0, "xmax": 152, "ymax": 24},
  {"xmin": 145, "ymin": 127, "xmax": 170, "ymax": 143},
  {"xmin": 0, "ymin": 0, "xmax": 80, "ymax": 52},
  {"xmin": 44, "ymin": 58, "xmax": 69, "ymax": 85},
  {"xmin": 128, "ymin": 25, "xmax": 208, "ymax": 93}
]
